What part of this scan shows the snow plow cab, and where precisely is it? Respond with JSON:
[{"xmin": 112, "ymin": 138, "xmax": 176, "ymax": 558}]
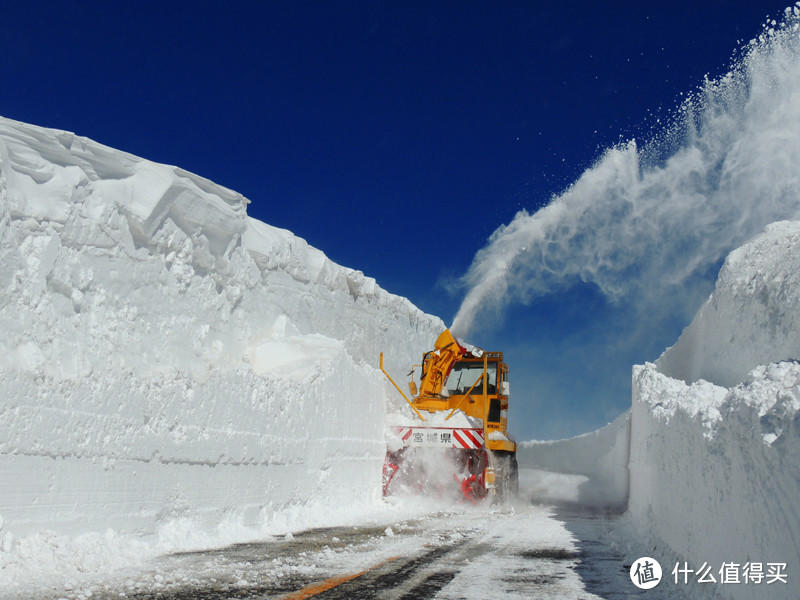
[{"xmin": 380, "ymin": 329, "xmax": 518, "ymax": 503}]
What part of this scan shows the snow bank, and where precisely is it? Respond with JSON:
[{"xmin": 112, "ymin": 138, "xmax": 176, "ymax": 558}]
[
  {"xmin": 517, "ymin": 412, "xmax": 630, "ymax": 509},
  {"xmin": 620, "ymin": 221, "xmax": 800, "ymax": 599},
  {"xmin": 0, "ymin": 115, "xmax": 443, "ymax": 588},
  {"xmin": 626, "ymin": 361, "xmax": 800, "ymax": 599},
  {"xmin": 516, "ymin": 220, "xmax": 800, "ymax": 599},
  {"xmin": 657, "ymin": 221, "xmax": 800, "ymax": 388}
]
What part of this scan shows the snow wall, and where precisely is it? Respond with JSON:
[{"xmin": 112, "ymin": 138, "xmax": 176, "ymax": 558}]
[
  {"xmin": 623, "ymin": 221, "xmax": 800, "ymax": 600},
  {"xmin": 0, "ymin": 116, "xmax": 444, "ymax": 581},
  {"xmin": 518, "ymin": 220, "xmax": 800, "ymax": 598},
  {"xmin": 516, "ymin": 412, "xmax": 630, "ymax": 509}
]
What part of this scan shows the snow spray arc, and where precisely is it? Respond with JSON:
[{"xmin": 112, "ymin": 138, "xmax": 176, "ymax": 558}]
[{"xmin": 451, "ymin": 7, "xmax": 800, "ymax": 338}]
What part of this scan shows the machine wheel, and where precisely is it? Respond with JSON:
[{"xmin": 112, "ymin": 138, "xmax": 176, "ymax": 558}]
[
  {"xmin": 510, "ymin": 453, "xmax": 519, "ymax": 496},
  {"xmin": 491, "ymin": 451, "xmax": 519, "ymax": 503}
]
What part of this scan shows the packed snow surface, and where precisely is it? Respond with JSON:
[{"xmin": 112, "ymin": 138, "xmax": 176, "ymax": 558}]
[{"xmin": 0, "ymin": 115, "xmax": 444, "ymax": 591}]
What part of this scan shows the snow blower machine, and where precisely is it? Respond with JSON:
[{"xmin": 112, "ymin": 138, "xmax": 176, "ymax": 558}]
[{"xmin": 380, "ymin": 329, "xmax": 518, "ymax": 503}]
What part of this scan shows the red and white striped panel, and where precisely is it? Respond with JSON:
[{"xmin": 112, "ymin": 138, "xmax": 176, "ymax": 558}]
[
  {"xmin": 390, "ymin": 427, "xmax": 484, "ymax": 449},
  {"xmin": 452, "ymin": 428, "xmax": 484, "ymax": 449}
]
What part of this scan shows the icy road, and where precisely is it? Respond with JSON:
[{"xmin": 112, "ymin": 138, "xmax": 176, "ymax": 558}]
[
  {"xmin": 24, "ymin": 473, "xmax": 687, "ymax": 600},
  {"xmin": 38, "ymin": 507, "xmax": 621, "ymax": 600}
]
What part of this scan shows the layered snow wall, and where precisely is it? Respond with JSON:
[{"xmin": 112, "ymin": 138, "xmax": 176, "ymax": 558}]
[
  {"xmin": 624, "ymin": 221, "xmax": 800, "ymax": 599},
  {"xmin": 0, "ymin": 115, "xmax": 443, "ymax": 585},
  {"xmin": 520, "ymin": 221, "xmax": 800, "ymax": 598},
  {"xmin": 626, "ymin": 361, "xmax": 800, "ymax": 599},
  {"xmin": 656, "ymin": 221, "xmax": 800, "ymax": 388},
  {"xmin": 516, "ymin": 412, "xmax": 630, "ymax": 509}
]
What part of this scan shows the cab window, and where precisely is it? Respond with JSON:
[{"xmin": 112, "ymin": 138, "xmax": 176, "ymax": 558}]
[{"xmin": 446, "ymin": 362, "xmax": 497, "ymax": 395}]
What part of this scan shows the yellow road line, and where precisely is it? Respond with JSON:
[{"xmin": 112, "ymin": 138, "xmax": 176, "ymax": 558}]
[{"xmin": 280, "ymin": 556, "xmax": 401, "ymax": 600}]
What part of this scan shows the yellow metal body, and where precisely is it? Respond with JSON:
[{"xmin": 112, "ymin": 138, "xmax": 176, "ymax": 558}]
[
  {"xmin": 388, "ymin": 328, "xmax": 516, "ymax": 454},
  {"xmin": 417, "ymin": 329, "xmax": 462, "ymax": 398}
]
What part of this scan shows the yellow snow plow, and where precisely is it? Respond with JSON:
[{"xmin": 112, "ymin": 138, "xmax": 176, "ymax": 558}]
[{"xmin": 380, "ymin": 329, "xmax": 518, "ymax": 503}]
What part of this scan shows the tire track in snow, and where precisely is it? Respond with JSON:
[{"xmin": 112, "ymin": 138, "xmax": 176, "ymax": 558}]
[{"xmin": 24, "ymin": 504, "xmax": 664, "ymax": 599}]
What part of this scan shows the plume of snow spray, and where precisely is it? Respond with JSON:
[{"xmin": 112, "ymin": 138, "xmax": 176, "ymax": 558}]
[{"xmin": 451, "ymin": 8, "xmax": 800, "ymax": 338}]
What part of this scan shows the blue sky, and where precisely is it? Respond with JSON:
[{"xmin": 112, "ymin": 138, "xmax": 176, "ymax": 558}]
[{"xmin": 2, "ymin": 1, "xmax": 794, "ymax": 439}]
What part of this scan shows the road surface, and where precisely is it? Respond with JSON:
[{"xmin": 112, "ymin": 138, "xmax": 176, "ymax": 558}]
[
  {"xmin": 22, "ymin": 471, "xmax": 689, "ymax": 599},
  {"xmin": 29, "ymin": 507, "xmax": 658, "ymax": 599}
]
